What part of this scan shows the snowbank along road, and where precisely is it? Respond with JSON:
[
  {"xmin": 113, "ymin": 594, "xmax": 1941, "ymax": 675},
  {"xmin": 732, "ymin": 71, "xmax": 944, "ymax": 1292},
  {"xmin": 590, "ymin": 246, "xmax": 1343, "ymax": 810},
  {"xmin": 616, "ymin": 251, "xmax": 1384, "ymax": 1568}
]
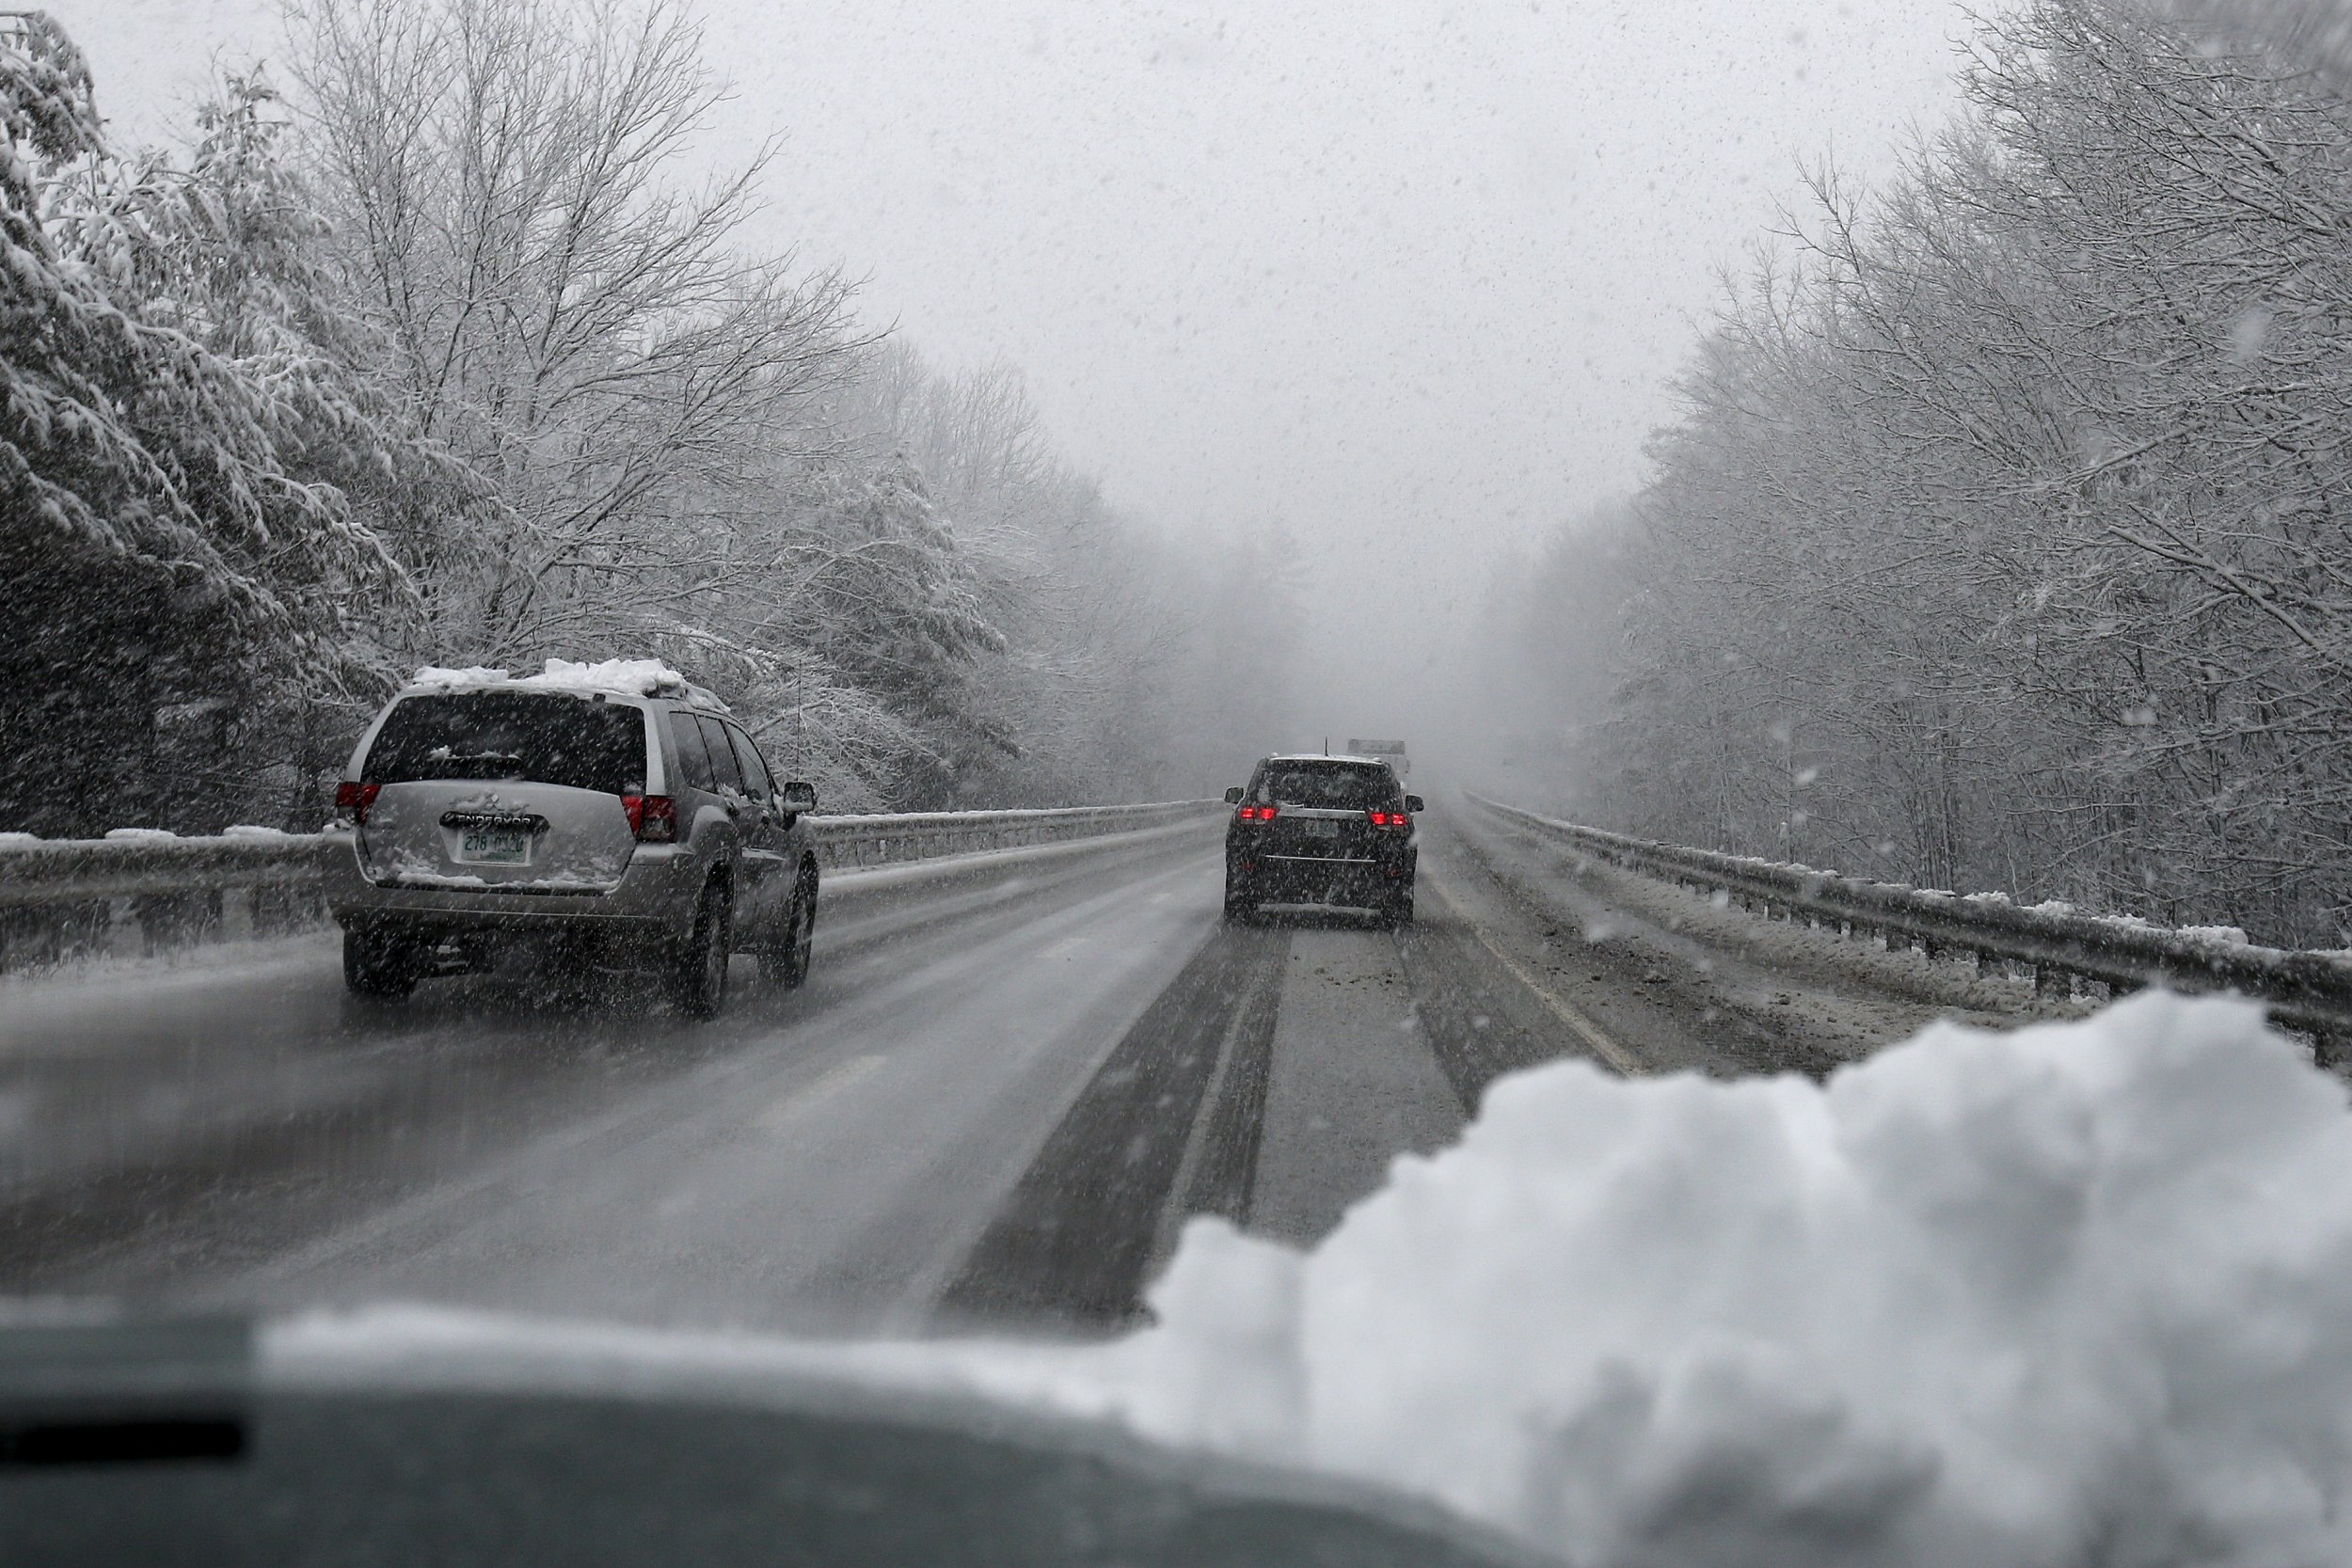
[{"xmin": 0, "ymin": 786, "xmax": 2085, "ymax": 1335}]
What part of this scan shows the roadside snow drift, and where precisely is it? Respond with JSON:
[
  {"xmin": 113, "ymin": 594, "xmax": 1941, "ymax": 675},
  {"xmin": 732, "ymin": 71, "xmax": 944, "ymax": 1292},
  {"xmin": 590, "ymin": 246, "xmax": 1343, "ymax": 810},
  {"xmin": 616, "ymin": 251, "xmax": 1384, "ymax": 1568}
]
[
  {"xmin": 947, "ymin": 992, "xmax": 2352, "ymax": 1568},
  {"xmin": 272, "ymin": 995, "xmax": 2352, "ymax": 1568}
]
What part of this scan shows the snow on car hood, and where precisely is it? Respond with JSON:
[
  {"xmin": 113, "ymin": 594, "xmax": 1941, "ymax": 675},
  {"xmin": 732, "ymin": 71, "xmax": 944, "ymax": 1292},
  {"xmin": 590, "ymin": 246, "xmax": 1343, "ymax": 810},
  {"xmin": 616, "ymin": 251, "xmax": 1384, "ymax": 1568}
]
[{"xmin": 270, "ymin": 994, "xmax": 2352, "ymax": 1568}]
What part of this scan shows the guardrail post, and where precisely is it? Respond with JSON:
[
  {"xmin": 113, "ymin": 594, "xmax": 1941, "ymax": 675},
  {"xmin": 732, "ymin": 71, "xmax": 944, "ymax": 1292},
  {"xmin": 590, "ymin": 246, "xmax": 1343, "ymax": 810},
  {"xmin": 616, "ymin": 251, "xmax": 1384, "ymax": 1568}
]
[
  {"xmin": 133, "ymin": 890, "xmax": 220, "ymax": 956},
  {"xmin": 0, "ymin": 907, "xmax": 40, "ymax": 973},
  {"xmin": 1, "ymin": 901, "xmax": 111, "ymax": 971},
  {"xmin": 257, "ymin": 881, "xmax": 313, "ymax": 934}
]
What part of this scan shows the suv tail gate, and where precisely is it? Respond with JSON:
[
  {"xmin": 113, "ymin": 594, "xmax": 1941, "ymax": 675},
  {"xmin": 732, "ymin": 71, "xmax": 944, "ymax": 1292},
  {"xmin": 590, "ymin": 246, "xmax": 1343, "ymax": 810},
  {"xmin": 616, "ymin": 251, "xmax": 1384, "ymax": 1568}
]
[
  {"xmin": 1264, "ymin": 808, "xmax": 1375, "ymax": 858},
  {"xmin": 353, "ymin": 692, "xmax": 651, "ymax": 893},
  {"xmin": 1251, "ymin": 760, "xmax": 1401, "ymax": 858}
]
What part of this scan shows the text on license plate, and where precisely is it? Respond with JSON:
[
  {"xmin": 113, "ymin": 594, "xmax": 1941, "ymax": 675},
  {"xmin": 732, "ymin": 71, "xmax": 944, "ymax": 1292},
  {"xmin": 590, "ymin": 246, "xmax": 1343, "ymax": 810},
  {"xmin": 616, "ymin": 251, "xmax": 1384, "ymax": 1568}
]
[
  {"xmin": 1302, "ymin": 818, "xmax": 1341, "ymax": 838},
  {"xmin": 457, "ymin": 828, "xmax": 531, "ymax": 864}
]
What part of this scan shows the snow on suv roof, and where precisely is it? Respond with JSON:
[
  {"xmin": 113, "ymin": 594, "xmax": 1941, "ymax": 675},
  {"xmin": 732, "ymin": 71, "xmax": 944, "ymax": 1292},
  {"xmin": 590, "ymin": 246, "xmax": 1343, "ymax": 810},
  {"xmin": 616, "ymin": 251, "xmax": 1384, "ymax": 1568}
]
[
  {"xmin": 405, "ymin": 657, "xmax": 727, "ymax": 710},
  {"xmin": 1264, "ymin": 753, "xmax": 1389, "ymax": 766}
]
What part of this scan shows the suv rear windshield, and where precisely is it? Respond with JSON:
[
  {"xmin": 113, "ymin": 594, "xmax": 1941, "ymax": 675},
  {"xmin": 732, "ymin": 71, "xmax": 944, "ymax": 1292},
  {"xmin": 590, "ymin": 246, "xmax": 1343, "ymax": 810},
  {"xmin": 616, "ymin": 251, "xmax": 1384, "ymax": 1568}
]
[
  {"xmin": 362, "ymin": 693, "xmax": 648, "ymax": 795},
  {"xmin": 1253, "ymin": 760, "xmax": 1400, "ymax": 810}
]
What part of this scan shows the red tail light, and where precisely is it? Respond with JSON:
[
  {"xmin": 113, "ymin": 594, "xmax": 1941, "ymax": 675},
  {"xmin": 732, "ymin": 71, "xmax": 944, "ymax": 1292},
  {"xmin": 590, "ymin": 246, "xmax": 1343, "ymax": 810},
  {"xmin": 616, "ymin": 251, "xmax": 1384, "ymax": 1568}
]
[
  {"xmin": 334, "ymin": 781, "xmax": 381, "ymax": 824},
  {"xmin": 1367, "ymin": 809, "xmax": 1412, "ymax": 828},
  {"xmin": 623, "ymin": 793, "xmax": 677, "ymax": 843},
  {"xmin": 1235, "ymin": 804, "xmax": 1279, "ymax": 822}
]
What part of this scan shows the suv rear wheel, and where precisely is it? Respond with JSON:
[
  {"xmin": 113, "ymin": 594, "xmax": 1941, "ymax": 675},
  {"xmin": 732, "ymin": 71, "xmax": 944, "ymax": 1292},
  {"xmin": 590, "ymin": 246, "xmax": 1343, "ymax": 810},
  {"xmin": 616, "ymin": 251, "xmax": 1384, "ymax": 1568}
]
[
  {"xmin": 669, "ymin": 882, "xmax": 732, "ymax": 1020},
  {"xmin": 343, "ymin": 927, "xmax": 419, "ymax": 999},
  {"xmin": 1222, "ymin": 876, "xmax": 1257, "ymax": 924}
]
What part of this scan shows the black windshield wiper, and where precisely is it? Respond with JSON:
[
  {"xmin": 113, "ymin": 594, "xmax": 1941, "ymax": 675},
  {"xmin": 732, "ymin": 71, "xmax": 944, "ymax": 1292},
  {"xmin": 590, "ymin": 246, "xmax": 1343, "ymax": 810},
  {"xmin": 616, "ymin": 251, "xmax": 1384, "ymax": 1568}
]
[{"xmin": 0, "ymin": 1316, "xmax": 251, "ymax": 1468}]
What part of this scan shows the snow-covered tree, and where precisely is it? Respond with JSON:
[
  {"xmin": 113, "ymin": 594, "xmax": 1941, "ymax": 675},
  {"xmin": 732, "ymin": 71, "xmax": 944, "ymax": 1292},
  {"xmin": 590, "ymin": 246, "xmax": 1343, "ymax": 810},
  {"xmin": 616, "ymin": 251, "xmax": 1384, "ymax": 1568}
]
[
  {"xmin": 1502, "ymin": 0, "xmax": 2352, "ymax": 944},
  {"xmin": 1, "ymin": 14, "xmax": 408, "ymax": 834},
  {"xmin": 290, "ymin": 0, "xmax": 862, "ymax": 666},
  {"xmin": 8, "ymin": 3, "xmax": 1291, "ymax": 826}
]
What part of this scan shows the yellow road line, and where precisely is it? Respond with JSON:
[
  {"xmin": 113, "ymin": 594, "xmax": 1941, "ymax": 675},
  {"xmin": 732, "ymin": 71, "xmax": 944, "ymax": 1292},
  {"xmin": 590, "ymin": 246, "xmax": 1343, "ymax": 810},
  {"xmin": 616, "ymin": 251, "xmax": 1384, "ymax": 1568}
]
[{"xmin": 1422, "ymin": 872, "xmax": 1646, "ymax": 1076}]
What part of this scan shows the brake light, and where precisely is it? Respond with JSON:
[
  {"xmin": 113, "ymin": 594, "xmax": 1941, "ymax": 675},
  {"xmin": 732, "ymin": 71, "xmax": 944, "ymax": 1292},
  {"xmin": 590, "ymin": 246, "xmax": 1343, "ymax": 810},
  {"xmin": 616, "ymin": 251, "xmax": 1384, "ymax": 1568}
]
[
  {"xmin": 1367, "ymin": 809, "xmax": 1412, "ymax": 828},
  {"xmin": 1235, "ymin": 804, "xmax": 1279, "ymax": 822},
  {"xmin": 334, "ymin": 781, "xmax": 381, "ymax": 824},
  {"xmin": 623, "ymin": 793, "xmax": 677, "ymax": 843}
]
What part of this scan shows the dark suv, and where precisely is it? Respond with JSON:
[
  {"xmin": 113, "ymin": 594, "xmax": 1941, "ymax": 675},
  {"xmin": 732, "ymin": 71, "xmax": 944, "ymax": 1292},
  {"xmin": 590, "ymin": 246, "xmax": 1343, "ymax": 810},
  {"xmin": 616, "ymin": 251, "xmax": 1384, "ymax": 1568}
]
[
  {"xmin": 1221, "ymin": 754, "xmax": 1422, "ymax": 926},
  {"xmin": 323, "ymin": 663, "xmax": 820, "ymax": 1019}
]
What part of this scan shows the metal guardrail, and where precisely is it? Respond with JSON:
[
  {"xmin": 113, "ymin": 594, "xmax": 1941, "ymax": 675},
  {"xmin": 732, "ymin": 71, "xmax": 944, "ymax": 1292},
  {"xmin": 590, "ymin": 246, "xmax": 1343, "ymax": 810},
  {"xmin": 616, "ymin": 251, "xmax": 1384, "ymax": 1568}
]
[
  {"xmin": 803, "ymin": 802, "xmax": 1218, "ymax": 869},
  {"xmin": 0, "ymin": 803, "xmax": 1222, "ymax": 972},
  {"xmin": 1470, "ymin": 793, "xmax": 2352, "ymax": 1053}
]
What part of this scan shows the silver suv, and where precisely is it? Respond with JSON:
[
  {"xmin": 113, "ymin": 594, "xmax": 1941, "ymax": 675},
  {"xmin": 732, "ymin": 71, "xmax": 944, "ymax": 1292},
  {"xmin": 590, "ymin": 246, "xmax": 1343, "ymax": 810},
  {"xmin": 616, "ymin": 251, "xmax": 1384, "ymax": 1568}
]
[{"xmin": 323, "ymin": 662, "xmax": 819, "ymax": 1019}]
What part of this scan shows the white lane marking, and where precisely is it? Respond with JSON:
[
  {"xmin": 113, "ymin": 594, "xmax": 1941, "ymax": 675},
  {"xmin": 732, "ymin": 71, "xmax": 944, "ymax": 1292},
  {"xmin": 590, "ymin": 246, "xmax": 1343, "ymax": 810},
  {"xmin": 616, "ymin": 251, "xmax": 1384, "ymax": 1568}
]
[
  {"xmin": 1422, "ymin": 873, "xmax": 1645, "ymax": 1076},
  {"xmin": 752, "ymin": 1053, "xmax": 883, "ymax": 1130},
  {"xmin": 1037, "ymin": 935, "xmax": 1091, "ymax": 961}
]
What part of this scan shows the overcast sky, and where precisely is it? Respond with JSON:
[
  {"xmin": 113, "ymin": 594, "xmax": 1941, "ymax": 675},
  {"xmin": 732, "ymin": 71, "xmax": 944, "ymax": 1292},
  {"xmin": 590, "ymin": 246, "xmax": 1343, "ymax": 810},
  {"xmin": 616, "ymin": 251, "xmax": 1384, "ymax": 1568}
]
[{"xmin": 65, "ymin": 0, "xmax": 1980, "ymax": 743}]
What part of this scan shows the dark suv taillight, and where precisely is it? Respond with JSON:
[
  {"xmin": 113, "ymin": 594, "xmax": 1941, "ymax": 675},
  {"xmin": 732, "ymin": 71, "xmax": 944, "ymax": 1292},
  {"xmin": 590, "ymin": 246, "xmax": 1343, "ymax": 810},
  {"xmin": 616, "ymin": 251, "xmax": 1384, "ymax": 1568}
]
[
  {"xmin": 335, "ymin": 781, "xmax": 381, "ymax": 825},
  {"xmin": 1367, "ymin": 810, "xmax": 1411, "ymax": 829},
  {"xmin": 1235, "ymin": 804, "xmax": 1279, "ymax": 822},
  {"xmin": 623, "ymin": 793, "xmax": 677, "ymax": 843}
]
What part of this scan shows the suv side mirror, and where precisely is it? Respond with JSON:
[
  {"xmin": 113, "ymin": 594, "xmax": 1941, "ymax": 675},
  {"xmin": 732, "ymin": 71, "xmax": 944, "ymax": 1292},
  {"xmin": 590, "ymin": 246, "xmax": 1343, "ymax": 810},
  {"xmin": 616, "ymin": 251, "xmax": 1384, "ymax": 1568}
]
[
  {"xmin": 1405, "ymin": 794, "xmax": 1425, "ymax": 814},
  {"xmin": 780, "ymin": 781, "xmax": 818, "ymax": 815},
  {"xmin": 1223, "ymin": 786, "xmax": 1245, "ymax": 805}
]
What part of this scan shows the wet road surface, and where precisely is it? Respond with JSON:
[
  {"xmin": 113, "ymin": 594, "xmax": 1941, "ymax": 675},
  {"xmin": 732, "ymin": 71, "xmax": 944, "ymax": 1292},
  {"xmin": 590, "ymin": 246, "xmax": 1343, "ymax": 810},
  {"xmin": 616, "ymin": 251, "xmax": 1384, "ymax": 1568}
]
[{"xmin": 0, "ymin": 795, "xmax": 2060, "ymax": 1334}]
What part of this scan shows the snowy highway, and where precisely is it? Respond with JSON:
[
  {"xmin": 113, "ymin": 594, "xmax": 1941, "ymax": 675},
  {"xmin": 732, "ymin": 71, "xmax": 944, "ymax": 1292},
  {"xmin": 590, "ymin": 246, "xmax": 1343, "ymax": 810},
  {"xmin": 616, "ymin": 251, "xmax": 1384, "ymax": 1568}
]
[
  {"xmin": 24, "ymin": 5, "xmax": 2352, "ymax": 1558},
  {"xmin": 0, "ymin": 792, "xmax": 2060, "ymax": 1336}
]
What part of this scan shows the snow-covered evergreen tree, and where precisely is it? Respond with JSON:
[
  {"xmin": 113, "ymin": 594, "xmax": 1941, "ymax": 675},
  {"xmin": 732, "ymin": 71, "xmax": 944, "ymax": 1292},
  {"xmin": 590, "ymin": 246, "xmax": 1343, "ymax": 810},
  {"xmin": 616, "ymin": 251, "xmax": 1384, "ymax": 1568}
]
[{"xmin": 1, "ymin": 14, "xmax": 408, "ymax": 833}]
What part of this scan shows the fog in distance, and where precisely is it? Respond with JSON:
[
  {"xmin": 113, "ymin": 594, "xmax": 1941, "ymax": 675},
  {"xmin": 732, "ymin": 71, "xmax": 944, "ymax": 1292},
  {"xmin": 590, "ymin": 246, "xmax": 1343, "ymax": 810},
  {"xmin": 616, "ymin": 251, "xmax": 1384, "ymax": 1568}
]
[{"xmin": 71, "ymin": 0, "xmax": 1977, "ymax": 772}]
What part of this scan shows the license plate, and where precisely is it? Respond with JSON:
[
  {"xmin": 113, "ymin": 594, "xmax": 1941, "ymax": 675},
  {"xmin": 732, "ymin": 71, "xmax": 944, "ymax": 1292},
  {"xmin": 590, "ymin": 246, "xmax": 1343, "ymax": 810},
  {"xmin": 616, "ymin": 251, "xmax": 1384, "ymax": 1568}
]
[
  {"xmin": 1302, "ymin": 818, "xmax": 1340, "ymax": 839},
  {"xmin": 456, "ymin": 828, "xmax": 530, "ymax": 864}
]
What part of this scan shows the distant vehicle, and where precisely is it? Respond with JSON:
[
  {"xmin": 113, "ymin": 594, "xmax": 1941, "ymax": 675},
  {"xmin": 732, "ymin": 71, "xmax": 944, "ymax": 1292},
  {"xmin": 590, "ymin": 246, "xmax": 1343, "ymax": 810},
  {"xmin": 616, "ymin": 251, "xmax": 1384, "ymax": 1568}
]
[
  {"xmin": 1222, "ymin": 754, "xmax": 1422, "ymax": 926},
  {"xmin": 324, "ymin": 660, "xmax": 820, "ymax": 1019},
  {"xmin": 1346, "ymin": 738, "xmax": 1408, "ymax": 778}
]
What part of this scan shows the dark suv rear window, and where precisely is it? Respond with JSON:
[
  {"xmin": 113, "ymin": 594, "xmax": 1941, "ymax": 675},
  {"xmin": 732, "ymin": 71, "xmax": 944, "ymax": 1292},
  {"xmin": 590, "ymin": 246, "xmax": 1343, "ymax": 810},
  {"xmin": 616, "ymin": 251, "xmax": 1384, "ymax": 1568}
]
[
  {"xmin": 363, "ymin": 694, "xmax": 648, "ymax": 795},
  {"xmin": 1253, "ymin": 761, "xmax": 1400, "ymax": 810}
]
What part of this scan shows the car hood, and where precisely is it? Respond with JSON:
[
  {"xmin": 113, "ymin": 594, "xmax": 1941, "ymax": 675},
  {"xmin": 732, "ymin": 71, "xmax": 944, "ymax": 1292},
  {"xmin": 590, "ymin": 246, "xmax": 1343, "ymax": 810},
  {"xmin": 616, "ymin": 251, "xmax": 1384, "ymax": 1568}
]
[{"xmin": 1, "ymin": 1306, "xmax": 1551, "ymax": 1568}]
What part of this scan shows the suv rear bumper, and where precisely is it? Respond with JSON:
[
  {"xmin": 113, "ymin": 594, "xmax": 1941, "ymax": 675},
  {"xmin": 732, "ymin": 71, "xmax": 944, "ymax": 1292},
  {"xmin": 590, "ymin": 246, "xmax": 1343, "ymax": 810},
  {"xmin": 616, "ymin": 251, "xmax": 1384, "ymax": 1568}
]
[
  {"xmin": 1227, "ymin": 847, "xmax": 1414, "ymax": 903},
  {"xmin": 323, "ymin": 833, "xmax": 702, "ymax": 940}
]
